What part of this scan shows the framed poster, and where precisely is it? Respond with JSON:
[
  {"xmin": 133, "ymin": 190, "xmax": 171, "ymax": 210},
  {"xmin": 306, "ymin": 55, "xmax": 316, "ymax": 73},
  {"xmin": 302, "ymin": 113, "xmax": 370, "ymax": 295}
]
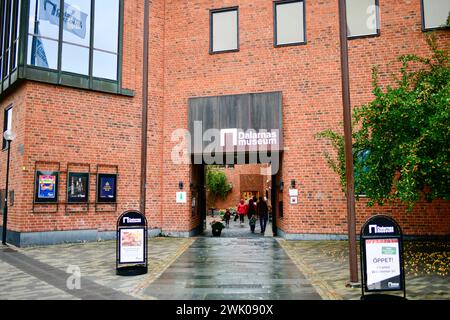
[
  {"xmin": 35, "ymin": 171, "xmax": 59, "ymax": 203},
  {"xmin": 97, "ymin": 173, "xmax": 117, "ymax": 203},
  {"xmin": 119, "ymin": 228, "xmax": 145, "ymax": 264},
  {"xmin": 364, "ymin": 238, "xmax": 402, "ymax": 291},
  {"xmin": 67, "ymin": 172, "xmax": 89, "ymax": 203}
]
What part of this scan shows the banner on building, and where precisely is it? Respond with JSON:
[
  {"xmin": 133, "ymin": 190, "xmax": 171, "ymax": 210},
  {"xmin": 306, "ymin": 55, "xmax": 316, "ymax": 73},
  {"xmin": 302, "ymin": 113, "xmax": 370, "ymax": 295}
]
[{"xmin": 39, "ymin": 0, "xmax": 88, "ymax": 39}]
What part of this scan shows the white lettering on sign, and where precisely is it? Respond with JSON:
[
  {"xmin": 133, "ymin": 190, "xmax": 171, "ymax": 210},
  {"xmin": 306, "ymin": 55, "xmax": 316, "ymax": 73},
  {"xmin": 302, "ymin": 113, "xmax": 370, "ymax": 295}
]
[
  {"xmin": 365, "ymin": 239, "xmax": 401, "ymax": 290},
  {"xmin": 219, "ymin": 128, "xmax": 278, "ymax": 147},
  {"xmin": 369, "ymin": 224, "xmax": 394, "ymax": 234},
  {"xmin": 123, "ymin": 217, "xmax": 142, "ymax": 224}
]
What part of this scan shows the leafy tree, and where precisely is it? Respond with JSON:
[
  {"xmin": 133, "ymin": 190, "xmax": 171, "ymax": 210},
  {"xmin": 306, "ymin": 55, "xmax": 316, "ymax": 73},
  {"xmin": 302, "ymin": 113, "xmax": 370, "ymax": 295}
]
[
  {"xmin": 206, "ymin": 167, "xmax": 232, "ymax": 204},
  {"xmin": 317, "ymin": 35, "xmax": 450, "ymax": 210}
]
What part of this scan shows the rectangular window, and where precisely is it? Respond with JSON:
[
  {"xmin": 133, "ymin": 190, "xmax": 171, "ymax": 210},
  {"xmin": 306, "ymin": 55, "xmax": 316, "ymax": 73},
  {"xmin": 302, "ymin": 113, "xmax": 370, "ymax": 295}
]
[
  {"xmin": 27, "ymin": 0, "xmax": 121, "ymax": 81},
  {"xmin": 421, "ymin": 0, "xmax": 450, "ymax": 30},
  {"xmin": 274, "ymin": 0, "xmax": 305, "ymax": 46},
  {"xmin": 3, "ymin": 106, "xmax": 12, "ymax": 150},
  {"xmin": 210, "ymin": 7, "xmax": 238, "ymax": 53},
  {"xmin": 346, "ymin": 0, "xmax": 379, "ymax": 38},
  {"xmin": 354, "ymin": 149, "xmax": 370, "ymax": 197}
]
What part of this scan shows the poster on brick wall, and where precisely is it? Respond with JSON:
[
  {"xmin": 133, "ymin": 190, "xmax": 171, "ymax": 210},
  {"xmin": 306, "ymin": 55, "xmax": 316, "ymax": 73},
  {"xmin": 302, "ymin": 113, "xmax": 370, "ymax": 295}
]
[
  {"xmin": 35, "ymin": 171, "xmax": 59, "ymax": 203},
  {"xmin": 97, "ymin": 173, "xmax": 117, "ymax": 203},
  {"xmin": 67, "ymin": 172, "xmax": 89, "ymax": 203}
]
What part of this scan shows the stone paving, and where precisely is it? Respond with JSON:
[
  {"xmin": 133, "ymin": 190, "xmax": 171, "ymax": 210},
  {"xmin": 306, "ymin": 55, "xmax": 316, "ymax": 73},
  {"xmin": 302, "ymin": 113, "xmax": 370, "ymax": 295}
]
[
  {"xmin": 143, "ymin": 237, "xmax": 321, "ymax": 300},
  {"xmin": 0, "ymin": 237, "xmax": 194, "ymax": 300},
  {"xmin": 278, "ymin": 240, "xmax": 450, "ymax": 300},
  {"xmin": 0, "ymin": 229, "xmax": 448, "ymax": 300},
  {"xmin": 204, "ymin": 214, "xmax": 274, "ymax": 238}
]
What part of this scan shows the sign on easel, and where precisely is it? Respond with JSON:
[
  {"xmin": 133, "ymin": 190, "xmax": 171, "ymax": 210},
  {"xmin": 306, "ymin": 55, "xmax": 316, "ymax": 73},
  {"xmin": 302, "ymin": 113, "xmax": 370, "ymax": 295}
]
[
  {"xmin": 360, "ymin": 215, "xmax": 406, "ymax": 300},
  {"xmin": 116, "ymin": 210, "xmax": 148, "ymax": 276}
]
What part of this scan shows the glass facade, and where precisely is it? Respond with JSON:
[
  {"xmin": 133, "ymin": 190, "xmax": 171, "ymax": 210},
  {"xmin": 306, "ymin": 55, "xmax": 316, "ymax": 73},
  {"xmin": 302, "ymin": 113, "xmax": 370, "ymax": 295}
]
[
  {"xmin": 0, "ymin": 0, "xmax": 21, "ymax": 87},
  {"xmin": 28, "ymin": 0, "xmax": 120, "ymax": 80},
  {"xmin": 0, "ymin": 0, "xmax": 124, "ymax": 97}
]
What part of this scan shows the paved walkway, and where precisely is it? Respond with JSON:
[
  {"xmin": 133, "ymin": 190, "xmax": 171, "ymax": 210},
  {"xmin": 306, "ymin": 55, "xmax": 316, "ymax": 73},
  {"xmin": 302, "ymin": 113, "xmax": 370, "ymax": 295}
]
[
  {"xmin": 0, "ymin": 232, "xmax": 447, "ymax": 300},
  {"xmin": 143, "ymin": 237, "xmax": 321, "ymax": 300},
  {"xmin": 279, "ymin": 240, "xmax": 450, "ymax": 300},
  {"xmin": 203, "ymin": 214, "xmax": 274, "ymax": 238},
  {"xmin": 0, "ymin": 238, "xmax": 194, "ymax": 300}
]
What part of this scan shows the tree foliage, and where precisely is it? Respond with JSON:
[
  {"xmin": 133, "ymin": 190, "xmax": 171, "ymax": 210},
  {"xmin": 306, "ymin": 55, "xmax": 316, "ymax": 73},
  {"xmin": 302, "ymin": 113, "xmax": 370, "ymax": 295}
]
[
  {"xmin": 317, "ymin": 35, "xmax": 450, "ymax": 210},
  {"xmin": 206, "ymin": 167, "xmax": 232, "ymax": 200}
]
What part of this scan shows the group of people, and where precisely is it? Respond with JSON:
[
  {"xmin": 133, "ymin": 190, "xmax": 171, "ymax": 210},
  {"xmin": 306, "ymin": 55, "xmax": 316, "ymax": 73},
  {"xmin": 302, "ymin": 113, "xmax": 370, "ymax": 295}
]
[{"xmin": 223, "ymin": 196, "xmax": 270, "ymax": 234}]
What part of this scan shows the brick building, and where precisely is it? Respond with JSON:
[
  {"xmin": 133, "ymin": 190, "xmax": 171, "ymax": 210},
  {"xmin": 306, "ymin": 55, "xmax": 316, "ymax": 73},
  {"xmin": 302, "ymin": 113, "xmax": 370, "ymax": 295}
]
[
  {"xmin": 0, "ymin": 0, "xmax": 449, "ymax": 246},
  {"xmin": 206, "ymin": 164, "xmax": 269, "ymax": 210}
]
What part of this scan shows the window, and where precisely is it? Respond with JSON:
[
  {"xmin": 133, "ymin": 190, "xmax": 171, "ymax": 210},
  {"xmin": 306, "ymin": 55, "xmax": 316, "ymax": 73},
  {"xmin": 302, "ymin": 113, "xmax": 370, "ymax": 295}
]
[
  {"xmin": 421, "ymin": 0, "xmax": 450, "ymax": 30},
  {"xmin": 354, "ymin": 149, "xmax": 370, "ymax": 196},
  {"xmin": 210, "ymin": 7, "xmax": 238, "ymax": 53},
  {"xmin": 27, "ymin": 0, "xmax": 121, "ymax": 81},
  {"xmin": 274, "ymin": 0, "xmax": 305, "ymax": 46},
  {"xmin": 346, "ymin": 0, "xmax": 379, "ymax": 38},
  {"xmin": 0, "ymin": 0, "xmax": 21, "ymax": 82},
  {"xmin": 3, "ymin": 106, "xmax": 12, "ymax": 150}
]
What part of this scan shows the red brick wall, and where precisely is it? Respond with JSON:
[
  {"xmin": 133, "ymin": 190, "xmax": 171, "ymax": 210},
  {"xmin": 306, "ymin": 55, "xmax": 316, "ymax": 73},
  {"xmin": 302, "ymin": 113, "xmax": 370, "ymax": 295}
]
[
  {"xmin": 209, "ymin": 164, "xmax": 268, "ymax": 210},
  {"xmin": 0, "ymin": 0, "xmax": 449, "ymax": 239},
  {"xmin": 0, "ymin": 0, "xmax": 153, "ymax": 234},
  {"xmin": 160, "ymin": 0, "xmax": 450, "ymax": 236}
]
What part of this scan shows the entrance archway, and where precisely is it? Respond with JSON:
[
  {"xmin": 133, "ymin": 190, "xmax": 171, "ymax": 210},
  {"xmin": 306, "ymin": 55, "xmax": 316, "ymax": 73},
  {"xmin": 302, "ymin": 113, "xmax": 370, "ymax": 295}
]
[
  {"xmin": 188, "ymin": 91, "xmax": 284, "ymax": 237},
  {"xmin": 190, "ymin": 152, "xmax": 283, "ymax": 237}
]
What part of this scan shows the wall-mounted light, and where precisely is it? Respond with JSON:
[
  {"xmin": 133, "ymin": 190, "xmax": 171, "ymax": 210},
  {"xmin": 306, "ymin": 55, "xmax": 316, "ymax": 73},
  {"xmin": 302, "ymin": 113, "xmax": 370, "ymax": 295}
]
[
  {"xmin": 179, "ymin": 181, "xmax": 184, "ymax": 190},
  {"xmin": 291, "ymin": 179, "xmax": 296, "ymax": 188},
  {"xmin": 279, "ymin": 181, "xmax": 284, "ymax": 192}
]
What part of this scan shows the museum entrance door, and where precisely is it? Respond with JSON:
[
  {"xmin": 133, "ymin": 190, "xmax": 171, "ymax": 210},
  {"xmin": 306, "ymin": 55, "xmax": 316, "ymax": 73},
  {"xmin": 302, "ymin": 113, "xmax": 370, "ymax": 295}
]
[{"xmin": 190, "ymin": 152, "xmax": 282, "ymax": 237}]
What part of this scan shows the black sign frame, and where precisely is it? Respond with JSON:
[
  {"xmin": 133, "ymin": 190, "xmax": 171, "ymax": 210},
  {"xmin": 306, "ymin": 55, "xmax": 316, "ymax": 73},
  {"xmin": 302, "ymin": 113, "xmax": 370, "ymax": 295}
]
[
  {"xmin": 97, "ymin": 173, "xmax": 117, "ymax": 203},
  {"xmin": 34, "ymin": 170, "xmax": 59, "ymax": 203},
  {"xmin": 67, "ymin": 172, "xmax": 89, "ymax": 203},
  {"xmin": 360, "ymin": 215, "xmax": 406, "ymax": 299},
  {"xmin": 116, "ymin": 210, "xmax": 148, "ymax": 276}
]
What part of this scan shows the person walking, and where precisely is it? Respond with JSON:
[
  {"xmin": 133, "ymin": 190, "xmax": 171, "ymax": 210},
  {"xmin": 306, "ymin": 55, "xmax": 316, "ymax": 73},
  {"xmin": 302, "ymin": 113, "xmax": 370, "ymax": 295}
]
[
  {"xmin": 224, "ymin": 209, "xmax": 231, "ymax": 228},
  {"xmin": 257, "ymin": 196, "xmax": 269, "ymax": 234},
  {"xmin": 237, "ymin": 199, "xmax": 247, "ymax": 224},
  {"xmin": 247, "ymin": 198, "xmax": 257, "ymax": 233}
]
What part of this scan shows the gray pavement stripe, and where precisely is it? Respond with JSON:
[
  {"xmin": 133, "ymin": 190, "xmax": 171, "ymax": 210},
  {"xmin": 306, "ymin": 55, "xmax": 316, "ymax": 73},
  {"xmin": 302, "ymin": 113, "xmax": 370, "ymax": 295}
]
[{"xmin": 0, "ymin": 248, "xmax": 136, "ymax": 300}]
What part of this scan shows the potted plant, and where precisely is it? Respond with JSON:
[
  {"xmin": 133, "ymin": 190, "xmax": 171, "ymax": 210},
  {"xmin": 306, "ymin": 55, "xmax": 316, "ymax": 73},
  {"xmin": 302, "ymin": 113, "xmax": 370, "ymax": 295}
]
[{"xmin": 210, "ymin": 220, "xmax": 225, "ymax": 237}]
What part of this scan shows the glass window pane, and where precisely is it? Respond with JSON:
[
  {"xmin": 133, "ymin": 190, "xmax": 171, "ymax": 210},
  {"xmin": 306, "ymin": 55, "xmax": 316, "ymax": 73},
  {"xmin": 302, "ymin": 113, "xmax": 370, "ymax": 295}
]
[
  {"xmin": 3, "ymin": 0, "xmax": 11, "ymax": 50},
  {"xmin": 6, "ymin": 108, "xmax": 12, "ymax": 131},
  {"xmin": 276, "ymin": 1, "xmax": 304, "ymax": 45},
  {"xmin": 423, "ymin": 0, "xmax": 450, "ymax": 29},
  {"xmin": 29, "ymin": 0, "xmax": 60, "ymax": 40},
  {"xmin": 94, "ymin": 0, "xmax": 119, "ymax": 53},
  {"xmin": 346, "ymin": 0, "xmax": 378, "ymax": 37},
  {"xmin": 212, "ymin": 9, "xmax": 238, "ymax": 52},
  {"xmin": 27, "ymin": 35, "xmax": 58, "ymax": 69},
  {"xmin": 61, "ymin": 43, "xmax": 89, "ymax": 75},
  {"xmin": 1, "ymin": 1, "xmax": 4, "ymax": 58},
  {"xmin": 63, "ymin": 0, "xmax": 91, "ymax": 46},
  {"xmin": 93, "ymin": 50, "xmax": 117, "ymax": 80}
]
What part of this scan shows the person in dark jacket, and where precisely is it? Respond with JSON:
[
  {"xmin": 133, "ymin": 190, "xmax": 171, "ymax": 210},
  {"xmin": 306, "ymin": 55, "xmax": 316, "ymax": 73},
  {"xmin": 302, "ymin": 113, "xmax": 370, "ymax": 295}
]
[
  {"xmin": 247, "ymin": 199, "xmax": 257, "ymax": 233},
  {"xmin": 257, "ymin": 197, "xmax": 269, "ymax": 234}
]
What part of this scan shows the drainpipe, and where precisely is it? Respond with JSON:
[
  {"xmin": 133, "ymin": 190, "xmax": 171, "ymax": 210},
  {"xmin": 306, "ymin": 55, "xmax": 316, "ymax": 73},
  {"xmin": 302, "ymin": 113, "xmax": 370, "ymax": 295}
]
[
  {"xmin": 338, "ymin": 0, "xmax": 359, "ymax": 286},
  {"xmin": 140, "ymin": 0, "xmax": 150, "ymax": 214}
]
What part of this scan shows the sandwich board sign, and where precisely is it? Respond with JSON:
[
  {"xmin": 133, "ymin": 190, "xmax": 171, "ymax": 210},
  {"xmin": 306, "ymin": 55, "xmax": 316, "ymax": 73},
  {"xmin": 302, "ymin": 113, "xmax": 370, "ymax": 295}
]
[
  {"xmin": 116, "ymin": 210, "xmax": 148, "ymax": 276},
  {"xmin": 360, "ymin": 215, "xmax": 406, "ymax": 299}
]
